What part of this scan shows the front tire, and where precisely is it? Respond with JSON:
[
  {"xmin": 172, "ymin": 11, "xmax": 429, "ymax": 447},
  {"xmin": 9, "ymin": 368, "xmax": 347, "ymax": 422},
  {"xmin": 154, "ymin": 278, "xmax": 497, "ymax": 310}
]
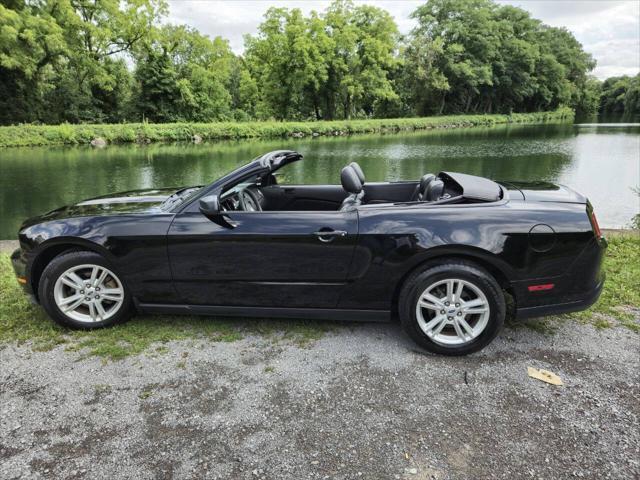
[
  {"xmin": 399, "ymin": 261, "xmax": 505, "ymax": 355},
  {"xmin": 38, "ymin": 251, "xmax": 133, "ymax": 329}
]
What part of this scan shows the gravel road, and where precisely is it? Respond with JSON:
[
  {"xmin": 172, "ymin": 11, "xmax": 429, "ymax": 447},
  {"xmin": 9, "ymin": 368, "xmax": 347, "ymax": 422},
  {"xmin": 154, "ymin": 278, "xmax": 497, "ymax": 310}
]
[
  {"xmin": 0, "ymin": 240, "xmax": 18, "ymax": 254},
  {"xmin": 1, "ymin": 317, "xmax": 638, "ymax": 480}
]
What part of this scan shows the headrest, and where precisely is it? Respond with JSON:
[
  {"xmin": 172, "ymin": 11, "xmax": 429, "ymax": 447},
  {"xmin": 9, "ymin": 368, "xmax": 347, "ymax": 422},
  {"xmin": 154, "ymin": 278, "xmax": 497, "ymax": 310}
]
[
  {"xmin": 341, "ymin": 166, "xmax": 363, "ymax": 194},
  {"xmin": 349, "ymin": 162, "xmax": 365, "ymax": 184},
  {"xmin": 419, "ymin": 174, "xmax": 436, "ymax": 192},
  {"xmin": 426, "ymin": 179, "xmax": 444, "ymax": 201}
]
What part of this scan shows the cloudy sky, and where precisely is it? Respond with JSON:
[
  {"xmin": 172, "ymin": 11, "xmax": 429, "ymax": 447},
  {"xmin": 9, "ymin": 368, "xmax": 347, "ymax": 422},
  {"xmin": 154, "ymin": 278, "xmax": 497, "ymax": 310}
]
[{"xmin": 166, "ymin": 0, "xmax": 640, "ymax": 79}]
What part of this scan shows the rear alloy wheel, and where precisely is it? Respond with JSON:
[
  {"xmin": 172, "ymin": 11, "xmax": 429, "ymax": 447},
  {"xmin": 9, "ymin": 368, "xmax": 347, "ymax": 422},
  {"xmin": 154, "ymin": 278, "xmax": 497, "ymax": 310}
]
[
  {"xmin": 416, "ymin": 278, "xmax": 490, "ymax": 346},
  {"xmin": 39, "ymin": 251, "xmax": 133, "ymax": 329},
  {"xmin": 399, "ymin": 261, "xmax": 505, "ymax": 355}
]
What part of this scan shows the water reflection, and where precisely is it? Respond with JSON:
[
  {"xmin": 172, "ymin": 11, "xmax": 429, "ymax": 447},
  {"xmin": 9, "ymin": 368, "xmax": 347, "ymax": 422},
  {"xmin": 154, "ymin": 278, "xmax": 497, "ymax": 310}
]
[{"xmin": 0, "ymin": 122, "xmax": 638, "ymax": 238}]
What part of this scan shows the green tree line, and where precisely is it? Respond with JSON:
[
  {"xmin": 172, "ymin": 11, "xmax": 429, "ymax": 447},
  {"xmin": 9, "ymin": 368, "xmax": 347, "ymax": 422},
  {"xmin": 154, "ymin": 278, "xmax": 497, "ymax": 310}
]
[
  {"xmin": 0, "ymin": 0, "xmax": 636, "ymax": 126},
  {"xmin": 598, "ymin": 74, "xmax": 640, "ymax": 117}
]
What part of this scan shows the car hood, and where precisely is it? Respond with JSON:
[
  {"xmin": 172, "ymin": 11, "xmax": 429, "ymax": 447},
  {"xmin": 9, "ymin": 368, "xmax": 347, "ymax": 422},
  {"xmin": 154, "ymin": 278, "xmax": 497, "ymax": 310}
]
[{"xmin": 21, "ymin": 187, "xmax": 191, "ymax": 228}]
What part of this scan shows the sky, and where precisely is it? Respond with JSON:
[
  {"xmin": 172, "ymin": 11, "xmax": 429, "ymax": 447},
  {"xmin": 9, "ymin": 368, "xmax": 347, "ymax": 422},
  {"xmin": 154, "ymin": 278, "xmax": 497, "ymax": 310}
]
[{"xmin": 165, "ymin": 0, "xmax": 640, "ymax": 80}]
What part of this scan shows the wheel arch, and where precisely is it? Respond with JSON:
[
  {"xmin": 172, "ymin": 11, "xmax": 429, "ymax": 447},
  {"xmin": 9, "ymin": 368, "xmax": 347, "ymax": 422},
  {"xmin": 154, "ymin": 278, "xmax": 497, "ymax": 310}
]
[
  {"xmin": 390, "ymin": 246, "xmax": 515, "ymax": 318},
  {"xmin": 29, "ymin": 238, "xmax": 114, "ymax": 299}
]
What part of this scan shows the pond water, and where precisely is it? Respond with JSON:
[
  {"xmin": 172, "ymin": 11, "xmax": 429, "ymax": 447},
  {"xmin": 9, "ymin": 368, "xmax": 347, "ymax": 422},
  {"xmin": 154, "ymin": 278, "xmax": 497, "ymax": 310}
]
[{"xmin": 0, "ymin": 121, "xmax": 638, "ymax": 239}]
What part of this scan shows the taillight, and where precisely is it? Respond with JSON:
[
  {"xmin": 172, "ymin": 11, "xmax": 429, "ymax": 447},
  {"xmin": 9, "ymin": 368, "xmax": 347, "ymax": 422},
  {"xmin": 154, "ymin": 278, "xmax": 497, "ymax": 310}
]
[{"xmin": 590, "ymin": 210, "xmax": 602, "ymax": 238}]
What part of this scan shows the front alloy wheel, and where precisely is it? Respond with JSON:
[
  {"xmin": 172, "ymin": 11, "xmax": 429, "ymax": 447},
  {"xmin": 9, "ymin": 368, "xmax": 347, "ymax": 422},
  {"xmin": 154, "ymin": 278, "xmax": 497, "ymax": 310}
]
[
  {"xmin": 39, "ymin": 251, "xmax": 133, "ymax": 329},
  {"xmin": 53, "ymin": 264, "xmax": 125, "ymax": 323}
]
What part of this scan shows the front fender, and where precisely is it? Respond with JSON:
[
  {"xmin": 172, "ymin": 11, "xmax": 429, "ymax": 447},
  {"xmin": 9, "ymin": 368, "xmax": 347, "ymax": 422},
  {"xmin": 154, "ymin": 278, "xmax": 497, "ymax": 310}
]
[
  {"xmin": 18, "ymin": 213, "xmax": 176, "ymax": 304},
  {"xmin": 24, "ymin": 237, "xmax": 115, "ymax": 298}
]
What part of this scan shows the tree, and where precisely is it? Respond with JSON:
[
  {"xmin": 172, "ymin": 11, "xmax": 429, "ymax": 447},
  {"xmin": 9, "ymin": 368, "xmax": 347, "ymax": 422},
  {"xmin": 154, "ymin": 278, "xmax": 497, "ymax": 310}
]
[
  {"xmin": 60, "ymin": 0, "xmax": 166, "ymax": 87},
  {"xmin": 623, "ymin": 75, "xmax": 640, "ymax": 116},
  {"xmin": 409, "ymin": 0, "xmax": 498, "ymax": 114},
  {"xmin": 0, "ymin": 0, "xmax": 613, "ymax": 125},
  {"xmin": 573, "ymin": 76, "xmax": 601, "ymax": 117},
  {"xmin": 538, "ymin": 26, "xmax": 596, "ymax": 113},
  {"xmin": 402, "ymin": 0, "xmax": 597, "ymax": 116},
  {"xmin": 488, "ymin": 5, "xmax": 540, "ymax": 113},
  {"xmin": 0, "ymin": 0, "xmax": 67, "ymax": 123},
  {"xmin": 228, "ymin": 59, "xmax": 259, "ymax": 120},
  {"xmin": 0, "ymin": 0, "xmax": 165, "ymax": 124},
  {"xmin": 133, "ymin": 47, "xmax": 181, "ymax": 122},
  {"xmin": 398, "ymin": 36, "xmax": 449, "ymax": 115},
  {"xmin": 599, "ymin": 74, "xmax": 640, "ymax": 116},
  {"xmin": 132, "ymin": 25, "xmax": 244, "ymax": 122},
  {"xmin": 244, "ymin": 0, "xmax": 399, "ymax": 120},
  {"xmin": 55, "ymin": 0, "xmax": 165, "ymax": 122},
  {"xmin": 325, "ymin": 2, "xmax": 399, "ymax": 118},
  {"xmin": 245, "ymin": 7, "xmax": 330, "ymax": 120}
]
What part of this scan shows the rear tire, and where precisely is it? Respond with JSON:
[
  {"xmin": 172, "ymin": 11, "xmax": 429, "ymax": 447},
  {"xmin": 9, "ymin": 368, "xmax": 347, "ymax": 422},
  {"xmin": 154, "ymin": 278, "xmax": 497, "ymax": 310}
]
[
  {"xmin": 38, "ymin": 251, "xmax": 133, "ymax": 329},
  {"xmin": 399, "ymin": 260, "xmax": 505, "ymax": 355}
]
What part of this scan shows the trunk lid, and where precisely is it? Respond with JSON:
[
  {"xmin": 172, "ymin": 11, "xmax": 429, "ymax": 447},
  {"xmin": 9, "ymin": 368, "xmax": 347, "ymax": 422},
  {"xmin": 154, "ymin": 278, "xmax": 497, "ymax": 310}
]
[{"xmin": 500, "ymin": 181, "xmax": 587, "ymax": 204}]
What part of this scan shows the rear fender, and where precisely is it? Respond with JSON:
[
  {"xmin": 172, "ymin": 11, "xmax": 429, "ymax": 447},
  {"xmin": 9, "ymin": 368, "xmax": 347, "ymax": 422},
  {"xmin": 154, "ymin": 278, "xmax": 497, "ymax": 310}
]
[
  {"xmin": 395, "ymin": 244, "xmax": 515, "ymax": 294},
  {"xmin": 387, "ymin": 245, "xmax": 516, "ymax": 318}
]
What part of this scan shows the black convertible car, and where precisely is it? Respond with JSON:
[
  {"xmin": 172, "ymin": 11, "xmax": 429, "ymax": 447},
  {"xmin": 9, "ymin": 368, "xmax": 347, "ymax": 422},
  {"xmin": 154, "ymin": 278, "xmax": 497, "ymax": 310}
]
[{"xmin": 12, "ymin": 150, "xmax": 606, "ymax": 355}]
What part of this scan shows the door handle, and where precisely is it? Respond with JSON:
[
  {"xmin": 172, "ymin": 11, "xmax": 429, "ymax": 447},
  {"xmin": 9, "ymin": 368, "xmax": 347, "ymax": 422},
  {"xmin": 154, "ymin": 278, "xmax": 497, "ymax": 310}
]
[{"xmin": 312, "ymin": 230, "xmax": 347, "ymax": 243}]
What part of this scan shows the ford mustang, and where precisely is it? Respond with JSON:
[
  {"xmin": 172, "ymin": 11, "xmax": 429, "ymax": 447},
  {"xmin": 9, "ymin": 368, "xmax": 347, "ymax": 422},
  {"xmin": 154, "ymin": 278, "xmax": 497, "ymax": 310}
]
[{"xmin": 11, "ymin": 150, "xmax": 606, "ymax": 355}]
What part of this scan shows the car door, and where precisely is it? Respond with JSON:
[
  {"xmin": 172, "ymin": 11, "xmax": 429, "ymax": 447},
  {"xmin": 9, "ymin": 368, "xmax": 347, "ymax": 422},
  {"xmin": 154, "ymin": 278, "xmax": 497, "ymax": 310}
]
[{"xmin": 167, "ymin": 207, "xmax": 358, "ymax": 308}]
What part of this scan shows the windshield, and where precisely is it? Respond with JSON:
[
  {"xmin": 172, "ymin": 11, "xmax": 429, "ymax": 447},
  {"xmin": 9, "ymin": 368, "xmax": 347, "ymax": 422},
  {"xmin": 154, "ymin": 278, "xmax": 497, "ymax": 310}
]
[
  {"xmin": 159, "ymin": 152, "xmax": 301, "ymax": 212},
  {"xmin": 160, "ymin": 186, "xmax": 202, "ymax": 211}
]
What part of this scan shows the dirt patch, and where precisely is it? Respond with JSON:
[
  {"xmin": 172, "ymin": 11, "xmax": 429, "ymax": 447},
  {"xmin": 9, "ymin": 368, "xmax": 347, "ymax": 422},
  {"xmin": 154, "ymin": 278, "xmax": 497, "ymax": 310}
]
[{"xmin": 0, "ymin": 320, "xmax": 639, "ymax": 479}]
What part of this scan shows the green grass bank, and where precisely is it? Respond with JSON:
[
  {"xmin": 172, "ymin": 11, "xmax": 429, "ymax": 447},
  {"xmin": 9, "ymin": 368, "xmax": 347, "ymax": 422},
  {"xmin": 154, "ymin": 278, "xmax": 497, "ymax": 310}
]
[
  {"xmin": 0, "ymin": 108, "xmax": 574, "ymax": 148},
  {"xmin": 0, "ymin": 233, "xmax": 637, "ymax": 360}
]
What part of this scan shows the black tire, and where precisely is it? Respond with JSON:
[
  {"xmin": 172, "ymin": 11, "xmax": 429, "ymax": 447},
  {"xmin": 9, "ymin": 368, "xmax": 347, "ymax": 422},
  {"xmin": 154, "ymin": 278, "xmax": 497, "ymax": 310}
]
[
  {"xmin": 38, "ymin": 250, "xmax": 133, "ymax": 329},
  {"xmin": 399, "ymin": 260, "xmax": 505, "ymax": 355}
]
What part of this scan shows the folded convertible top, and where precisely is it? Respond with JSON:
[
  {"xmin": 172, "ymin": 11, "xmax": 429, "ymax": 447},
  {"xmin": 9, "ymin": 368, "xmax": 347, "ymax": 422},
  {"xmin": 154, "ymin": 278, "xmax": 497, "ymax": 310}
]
[{"xmin": 439, "ymin": 171, "xmax": 502, "ymax": 202}]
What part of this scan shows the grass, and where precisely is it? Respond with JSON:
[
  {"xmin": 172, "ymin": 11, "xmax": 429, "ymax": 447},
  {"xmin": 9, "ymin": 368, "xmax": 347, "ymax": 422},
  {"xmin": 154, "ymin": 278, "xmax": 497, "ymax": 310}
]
[
  {"xmin": 521, "ymin": 234, "xmax": 640, "ymax": 334},
  {"xmin": 0, "ymin": 108, "xmax": 574, "ymax": 148},
  {"xmin": 0, "ymin": 253, "xmax": 332, "ymax": 360},
  {"xmin": 1, "ymin": 233, "xmax": 636, "ymax": 359},
  {"xmin": 138, "ymin": 388, "xmax": 154, "ymax": 400},
  {"xmin": 571, "ymin": 234, "xmax": 640, "ymax": 331}
]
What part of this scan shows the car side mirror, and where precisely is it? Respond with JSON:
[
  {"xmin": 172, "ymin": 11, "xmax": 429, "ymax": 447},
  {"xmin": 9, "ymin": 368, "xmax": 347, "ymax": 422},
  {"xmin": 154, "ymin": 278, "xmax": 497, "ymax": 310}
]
[
  {"xmin": 199, "ymin": 195, "xmax": 220, "ymax": 216},
  {"xmin": 199, "ymin": 194, "xmax": 236, "ymax": 229}
]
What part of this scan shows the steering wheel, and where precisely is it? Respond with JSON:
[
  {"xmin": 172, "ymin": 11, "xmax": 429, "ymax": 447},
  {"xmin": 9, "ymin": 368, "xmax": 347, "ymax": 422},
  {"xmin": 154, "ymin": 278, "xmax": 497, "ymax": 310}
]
[{"xmin": 239, "ymin": 188, "xmax": 262, "ymax": 212}]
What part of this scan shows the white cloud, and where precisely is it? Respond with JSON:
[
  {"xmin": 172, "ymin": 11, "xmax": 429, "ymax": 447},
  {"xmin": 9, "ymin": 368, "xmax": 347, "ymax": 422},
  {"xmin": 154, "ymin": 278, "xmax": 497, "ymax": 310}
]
[{"xmin": 166, "ymin": 0, "xmax": 640, "ymax": 79}]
